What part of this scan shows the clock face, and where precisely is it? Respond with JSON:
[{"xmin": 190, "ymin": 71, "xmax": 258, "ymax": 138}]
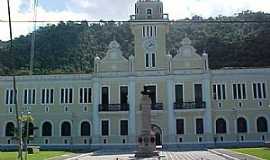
[{"xmin": 143, "ymin": 39, "xmax": 156, "ymax": 51}]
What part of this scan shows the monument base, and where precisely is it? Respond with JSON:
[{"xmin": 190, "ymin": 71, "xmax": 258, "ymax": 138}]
[{"xmin": 135, "ymin": 151, "xmax": 159, "ymax": 158}]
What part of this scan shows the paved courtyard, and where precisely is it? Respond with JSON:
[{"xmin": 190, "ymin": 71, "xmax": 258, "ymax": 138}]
[{"xmin": 64, "ymin": 150, "xmax": 229, "ymax": 160}]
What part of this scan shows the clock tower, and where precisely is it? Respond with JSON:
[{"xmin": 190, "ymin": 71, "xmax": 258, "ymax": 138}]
[{"xmin": 130, "ymin": 0, "xmax": 169, "ymax": 71}]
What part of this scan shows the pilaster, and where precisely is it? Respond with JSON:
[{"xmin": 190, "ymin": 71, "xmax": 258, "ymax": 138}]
[
  {"xmin": 92, "ymin": 79, "xmax": 100, "ymax": 144},
  {"xmin": 167, "ymin": 78, "xmax": 176, "ymax": 143},
  {"xmin": 128, "ymin": 79, "xmax": 136, "ymax": 143},
  {"xmin": 203, "ymin": 74, "xmax": 213, "ymax": 141}
]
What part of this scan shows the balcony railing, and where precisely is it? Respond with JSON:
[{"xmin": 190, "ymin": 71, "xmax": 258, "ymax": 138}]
[
  {"xmin": 99, "ymin": 104, "xmax": 129, "ymax": 112},
  {"xmin": 151, "ymin": 103, "xmax": 163, "ymax": 110},
  {"xmin": 174, "ymin": 101, "xmax": 206, "ymax": 110}
]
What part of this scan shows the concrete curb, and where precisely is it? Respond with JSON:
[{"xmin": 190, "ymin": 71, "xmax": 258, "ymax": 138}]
[{"xmin": 208, "ymin": 149, "xmax": 240, "ymax": 160}]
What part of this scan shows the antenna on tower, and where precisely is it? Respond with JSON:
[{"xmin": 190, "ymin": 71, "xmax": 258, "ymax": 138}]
[{"xmin": 29, "ymin": 0, "xmax": 38, "ymax": 75}]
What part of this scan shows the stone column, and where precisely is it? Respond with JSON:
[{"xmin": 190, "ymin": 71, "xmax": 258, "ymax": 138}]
[
  {"xmin": 92, "ymin": 79, "xmax": 100, "ymax": 144},
  {"xmin": 203, "ymin": 75, "xmax": 213, "ymax": 142},
  {"xmin": 167, "ymin": 79, "xmax": 176, "ymax": 143},
  {"xmin": 128, "ymin": 79, "xmax": 136, "ymax": 143}
]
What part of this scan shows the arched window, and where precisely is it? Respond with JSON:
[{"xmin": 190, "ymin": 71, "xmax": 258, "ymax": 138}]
[
  {"xmin": 147, "ymin": 9, "xmax": 152, "ymax": 15},
  {"xmin": 61, "ymin": 122, "xmax": 71, "ymax": 137},
  {"xmin": 237, "ymin": 117, "xmax": 247, "ymax": 133},
  {"xmin": 5, "ymin": 122, "xmax": 15, "ymax": 137},
  {"xmin": 81, "ymin": 121, "xmax": 91, "ymax": 136},
  {"xmin": 216, "ymin": 118, "xmax": 227, "ymax": 134},
  {"xmin": 42, "ymin": 122, "xmax": 52, "ymax": 137},
  {"xmin": 257, "ymin": 117, "xmax": 268, "ymax": 132},
  {"xmin": 28, "ymin": 122, "xmax": 34, "ymax": 136}
]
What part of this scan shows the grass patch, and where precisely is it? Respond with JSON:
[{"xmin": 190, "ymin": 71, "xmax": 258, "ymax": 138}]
[
  {"xmin": 231, "ymin": 148, "xmax": 270, "ymax": 160},
  {"xmin": 0, "ymin": 151, "xmax": 70, "ymax": 160}
]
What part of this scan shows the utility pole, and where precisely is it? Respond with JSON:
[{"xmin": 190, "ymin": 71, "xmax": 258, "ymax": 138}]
[
  {"xmin": 29, "ymin": 0, "xmax": 38, "ymax": 75},
  {"xmin": 7, "ymin": 0, "xmax": 23, "ymax": 159}
]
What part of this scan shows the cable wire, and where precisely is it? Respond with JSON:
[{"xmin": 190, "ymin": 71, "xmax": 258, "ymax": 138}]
[{"xmin": 29, "ymin": 0, "xmax": 38, "ymax": 75}]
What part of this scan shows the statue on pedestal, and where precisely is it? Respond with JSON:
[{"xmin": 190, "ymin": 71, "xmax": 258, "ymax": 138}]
[{"xmin": 135, "ymin": 87, "xmax": 159, "ymax": 158}]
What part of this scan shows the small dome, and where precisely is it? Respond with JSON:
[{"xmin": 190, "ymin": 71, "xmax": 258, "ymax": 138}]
[{"xmin": 109, "ymin": 40, "xmax": 120, "ymax": 49}]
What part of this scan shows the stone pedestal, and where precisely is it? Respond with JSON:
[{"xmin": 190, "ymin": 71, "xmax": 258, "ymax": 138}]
[{"xmin": 135, "ymin": 90, "xmax": 159, "ymax": 158}]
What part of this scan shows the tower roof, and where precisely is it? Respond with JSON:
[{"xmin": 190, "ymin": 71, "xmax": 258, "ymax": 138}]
[{"xmin": 130, "ymin": 0, "xmax": 169, "ymax": 21}]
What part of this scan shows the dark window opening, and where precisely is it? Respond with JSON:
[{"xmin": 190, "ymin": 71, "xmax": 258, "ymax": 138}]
[
  {"xmin": 257, "ymin": 117, "xmax": 268, "ymax": 132},
  {"xmin": 216, "ymin": 118, "xmax": 227, "ymax": 134},
  {"xmin": 237, "ymin": 117, "xmax": 247, "ymax": 133},
  {"xmin": 262, "ymin": 83, "xmax": 266, "ymax": 98},
  {"xmin": 145, "ymin": 54, "xmax": 149, "ymax": 67},
  {"xmin": 196, "ymin": 118, "xmax": 204, "ymax": 134},
  {"xmin": 81, "ymin": 121, "xmax": 91, "ymax": 136},
  {"xmin": 42, "ymin": 122, "xmax": 52, "ymax": 137},
  {"xmin": 120, "ymin": 120, "xmax": 128, "ymax": 136},
  {"xmin": 61, "ymin": 89, "xmax": 64, "ymax": 103},
  {"xmin": 217, "ymin": 85, "xmax": 221, "ymax": 100},
  {"xmin": 176, "ymin": 119, "xmax": 184, "ymax": 135},
  {"xmin": 79, "ymin": 88, "xmax": 83, "ymax": 103},
  {"xmin": 222, "ymin": 85, "xmax": 226, "ymax": 99},
  {"xmin": 120, "ymin": 86, "xmax": 128, "ymax": 105},
  {"xmin": 61, "ymin": 122, "xmax": 71, "ymax": 137},
  {"xmin": 213, "ymin": 85, "xmax": 217, "ymax": 100},
  {"xmin": 147, "ymin": 9, "xmax": 152, "ymax": 15},
  {"xmin": 253, "ymin": 83, "xmax": 257, "ymax": 99},
  {"xmin": 233, "ymin": 84, "xmax": 237, "ymax": 99},
  {"xmin": 195, "ymin": 84, "xmax": 203, "ymax": 103},
  {"xmin": 102, "ymin": 87, "xmax": 109, "ymax": 105},
  {"xmin": 175, "ymin": 85, "xmax": 183, "ymax": 104},
  {"xmin": 5, "ymin": 122, "xmax": 15, "ymax": 137},
  {"xmin": 237, "ymin": 84, "xmax": 242, "ymax": 99},
  {"xmin": 101, "ymin": 120, "xmax": 109, "ymax": 136},
  {"xmin": 152, "ymin": 53, "xmax": 156, "ymax": 67},
  {"xmin": 241, "ymin": 136, "xmax": 244, "ymax": 141}
]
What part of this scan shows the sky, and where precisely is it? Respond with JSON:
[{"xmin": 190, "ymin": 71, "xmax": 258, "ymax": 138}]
[{"xmin": 1, "ymin": 0, "xmax": 270, "ymax": 41}]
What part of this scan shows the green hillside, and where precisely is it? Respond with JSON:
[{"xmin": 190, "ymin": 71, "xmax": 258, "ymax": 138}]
[{"xmin": 0, "ymin": 11, "xmax": 270, "ymax": 75}]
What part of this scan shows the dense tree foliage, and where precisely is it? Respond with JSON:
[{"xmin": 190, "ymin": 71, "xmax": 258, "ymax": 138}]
[{"xmin": 0, "ymin": 11, "xmax": 270, "ymax": 75}]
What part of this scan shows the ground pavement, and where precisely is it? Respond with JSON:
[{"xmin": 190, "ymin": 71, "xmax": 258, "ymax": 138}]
[{"xmin": 61, "ymin": 150, "xmax": 230, "ymax": 160}]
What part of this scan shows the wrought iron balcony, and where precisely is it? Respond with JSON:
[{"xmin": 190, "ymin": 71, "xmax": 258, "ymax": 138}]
[
  {"xmin": 151, "ymin": 103, "xmax": 163, "ymax": 110},
  {"xmin": 174, "ymin": 101, "xmax": 206, "ymax": 110},
  {"xmin": 99, "ymin": 104, "xmax": 129, "ymax": 112}
]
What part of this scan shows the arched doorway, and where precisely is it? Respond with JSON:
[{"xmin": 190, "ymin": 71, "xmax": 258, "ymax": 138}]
[{"xmin": 151, "ymin": 124, "xmax": 162, "ymax": 146}]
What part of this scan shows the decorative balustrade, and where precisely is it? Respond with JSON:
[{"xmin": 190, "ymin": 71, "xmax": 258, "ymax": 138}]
[
  {"xmin": 99, "ymin": 104, "xmax": 129, "ymax": 112},
  {"xmin": 174, "ymin": 101, "xmax": 206, "ymax": 110}
]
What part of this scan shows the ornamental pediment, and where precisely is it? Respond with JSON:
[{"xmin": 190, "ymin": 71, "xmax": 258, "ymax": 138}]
[
  {"xmin": 173, "ymin": 37, "xmax": 202, "ymax": 60},
  {"xmin": 100, "ymin": 40, "xmax": 128, "ymax": 63}
]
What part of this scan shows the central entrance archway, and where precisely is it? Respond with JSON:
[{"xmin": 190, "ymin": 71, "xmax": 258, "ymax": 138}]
[{"xmin": 151, "ymin": 124, "xmax": 162, "ymax": 146}]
